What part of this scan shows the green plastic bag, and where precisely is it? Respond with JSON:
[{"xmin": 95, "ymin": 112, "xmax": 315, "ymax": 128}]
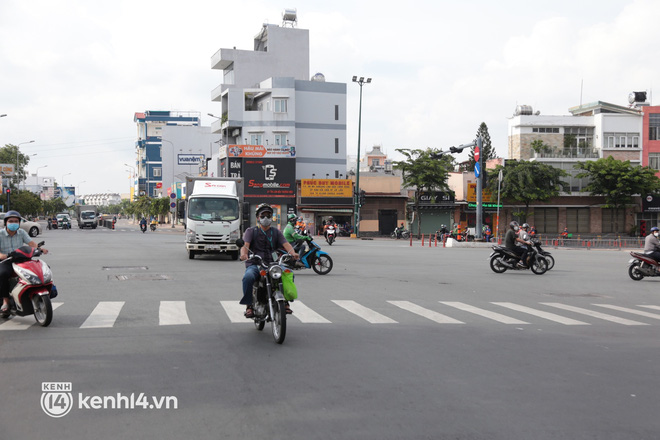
[{"xmin": 281, "ymin": 271, "xmax": 298, "ymax": 301}]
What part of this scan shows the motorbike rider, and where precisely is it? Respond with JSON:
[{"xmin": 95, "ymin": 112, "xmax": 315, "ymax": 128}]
[
  {"xmin": 644, "ymin": 226, "xmax": 660, "ymax": 264},
  {"xmin": 518, "ymin": 223, "xmax": 534, "ymax": 266},
  {"xmin": 324, "ymin": 216, "xmax": 337, "ymax": 241},
  {"xmin": 0, "ymin": 211, "xmax": 48, "ymax": 313},
  {"xmin": 139, "ymin": 217, "xmax": 147, "ymax": 231},
  {"xmin": 239, "ymin": 204, "xmax": 299, "ymax": 318},
  {"xmin": 284, "ymin": 213, "xmax": 310, "ymax": 266},
  {"xmin": 504, "ymin": 221, "xmax": 531, "ymax": 268}
]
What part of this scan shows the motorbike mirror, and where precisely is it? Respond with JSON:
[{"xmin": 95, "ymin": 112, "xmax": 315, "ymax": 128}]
[
  {"xmin": 37, "ymin": 241, "xmax": 45, "ymax": 247},
  {"xmin": 235, "ymin": 238, "xmax": 244, "ymax": 248}
]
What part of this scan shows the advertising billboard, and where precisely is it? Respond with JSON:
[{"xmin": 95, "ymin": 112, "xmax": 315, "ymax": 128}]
[{"xmin": 243, "ymin": 158, "xmax": 296, "ymax": 204}]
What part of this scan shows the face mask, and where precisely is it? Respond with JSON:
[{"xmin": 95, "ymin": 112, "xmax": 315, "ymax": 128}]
[
  {"xmin": 7, "ymin": 223, "xmax": 19, "ymax": 232},
  {"xmin": 259, "ymin": 217, "xmax": 272, "ymax": 227},
  {"xmin": 654, "ymin": 232, "xmax": 659, "ymax": 237}
]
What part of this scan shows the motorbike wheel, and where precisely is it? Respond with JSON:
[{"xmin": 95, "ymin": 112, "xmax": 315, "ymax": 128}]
[
  {"xmin": 629, "ymin": 262, "xmax": 644, "ymax": 281},
  {"xmin": 312, "ymin": 254, "xmax": 333, "ymax": 275},
  {"xmin": 531, "ymin": 257, "xmax": 548, "ymax": 275},
  {"xmin": 390, "ymin": 232, "xmax": 397, "ymax": 239},
  {"xmin": 271, "ymin": 299, "xmax": 286, "ymax": 344},
  {"xmin": 328, "ymin": 236, "xmax": 334, "ymax": 245},
  {"xmin": 33, "ymin": 294, "xmax": 53, "ymax": 327},
  {"xmin": 402, "ymin": 231, "xmax": 410, "ymax": 239},
  {"xmin": 489, "ymin": 256, "xmax": 508, "ymax": 273},
  {"xmin": 544, "ymin": 255, "xmax": 555, "ymax": 271}
]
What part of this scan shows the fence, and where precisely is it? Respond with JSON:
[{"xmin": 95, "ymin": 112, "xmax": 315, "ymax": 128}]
[{"xmin": 408, "ymin": 233, "xmax": 644, "ymax": 250}]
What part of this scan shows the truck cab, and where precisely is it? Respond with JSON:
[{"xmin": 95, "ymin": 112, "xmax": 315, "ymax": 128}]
[{"xmin": 185, "ymin": 178, "xmax": 243, "ymax": 260}]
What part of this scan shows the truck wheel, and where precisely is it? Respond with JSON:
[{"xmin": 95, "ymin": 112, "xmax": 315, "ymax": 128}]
[
  {"xmin": 230, "ymin": 251, "xmax": 239, "ymax": 261},
  {"xmin": 188, "ymin": 250, "xmax": 197, "ymax": 260}
]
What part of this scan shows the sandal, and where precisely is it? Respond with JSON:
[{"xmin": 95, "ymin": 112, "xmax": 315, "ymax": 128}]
[
  {"xmin": 244, "ymin": 306, "xmax": 254, "ymax": 319},
  {"xmin": 285, "ymin": 304, "xmax": 293, "ymax": 315},
  {"xmin": 1, "ymin": 304, "xmax": 9, "ymax": 313}
]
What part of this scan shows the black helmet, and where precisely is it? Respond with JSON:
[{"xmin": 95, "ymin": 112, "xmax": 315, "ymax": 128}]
[
  {"xmin": 4, "ymin": 210, "xmax": 21, "ymax": 225},
  {"xmin": 509, "ymin": 221, "xmax": 519, "ymax": 230},
  {"xmin": 255, "ymin": 203, "xmax": 273, "ymax": 217}
]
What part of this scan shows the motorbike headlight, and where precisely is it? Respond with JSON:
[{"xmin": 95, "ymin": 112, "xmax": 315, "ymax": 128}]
[
  {"xmin": 269, "ymin": 265, "xmax": 283, "ymax": 279},
  {"xmin": 14, "ymin": 267, "xmax": 41, "ymax": 284},
  {"xmin": 41, "ymin": 261, "xmax": 52, "ymax": 283},
  {"xmin": 186, "ymin": 229, "xmax": 197, "ymax": 243}
]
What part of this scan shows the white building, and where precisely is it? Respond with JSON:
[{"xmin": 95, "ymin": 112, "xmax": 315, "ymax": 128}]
[
  {"xmin": 209, "ymin": 16, "xmax": 347, "ymax": 180},
  {"xmin": 82, "ymin": 193, "xmax": 121, "ymax": 206}
]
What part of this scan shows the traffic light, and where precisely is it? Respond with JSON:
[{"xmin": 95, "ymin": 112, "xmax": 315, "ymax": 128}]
[
  {"xmin": 359, "ymin": 190, "xmax": 366, "ymax": 206},
  {"xmin": 450, "ymin": 146, "xmax": 466, "ymax": 154},
  {"xmin": 5, "ymin": 188, "xmax": 10, "ymax": 195},
  {"xmin": 640, "ymin": 220, "xmax": 647, "ymax": 237}
]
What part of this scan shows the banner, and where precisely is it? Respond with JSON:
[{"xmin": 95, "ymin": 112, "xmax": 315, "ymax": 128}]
[
  {"xmin": 227, "ymin": 144, "xmax": 296, "ymax": 158},
  {"xmin": 301, "ymin": 179, "xmax": 352, "ymax": 198}
]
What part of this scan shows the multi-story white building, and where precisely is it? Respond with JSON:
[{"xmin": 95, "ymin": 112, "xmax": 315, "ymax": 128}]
[
  {"xmin": 209, "ymin": 17, "xmax": 347, "ymax": 181},
  {"xmin": 81, "ymin": 193, "xmax": 121, "ymax": 206}
]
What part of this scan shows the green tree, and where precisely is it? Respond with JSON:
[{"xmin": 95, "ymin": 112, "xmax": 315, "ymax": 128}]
[
  {"xmin": 0, "ymin": 144, "xmax": 32, "ymax": 187},
  {"xmin": 11, "ymin": 190, "xmax": 42, "ymax": 217},
  {"xmin": 151, "ymin": 197, "xmax": 171, "ymax": 220},
  {"xmin": 486, "ymin": 160, "xmax": 568, "ymax": 223},
  {"xmin": 133, "ymin": 196, "xmax": 153, "ymax": 219},
  {"xmin": 575, "ymin": 156, "xmax": 660, "ymax": 232},
  {"xmin": 467, "ymin": 123, "xmax": 496, "ymax": 171},
  {"xmin": 393, "ymin": 148, "xmax": 454, "ymax": 237},
  {"xmin": 43, "ymin": 198, "xmax": 68, "ymax": 216}
]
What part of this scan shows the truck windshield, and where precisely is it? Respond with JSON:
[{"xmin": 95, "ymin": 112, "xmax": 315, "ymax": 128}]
[
  {"xmin": 81, "ymin": 212, "xmax": 95, "ymax": 219},
  {"xmin": 188, "ymin": 198, "xmax": 239, "ymax": 222}
]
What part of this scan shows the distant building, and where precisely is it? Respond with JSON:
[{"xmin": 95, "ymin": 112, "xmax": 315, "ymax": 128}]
[{"xmin": 82, "ymin": 193, "xmax": 121, "ymax": 206}]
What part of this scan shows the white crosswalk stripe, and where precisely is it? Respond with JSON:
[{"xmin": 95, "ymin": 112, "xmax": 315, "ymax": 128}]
[
  {"xmin": 389, "ymin": 301, "xmax": 463, "ymax": 324},
  {"xmin": 594, "ymin": 304, "xmax": 660, "ymax": 320},
  {"xmin": 440, "ymin": 301, "xmax": 529, "ymax": 324},
  {"xmin": 332, "ymin": 300, "xmax": 397, "ymax": 323},
  {"xmin": 541, "ymin": 303, "xmax": 648, "ymax": 326},
  {"xmin": 3, "ymin": 300, "xmax": 660, "ymax": 330},
  {"xmin": 159, "ymin": 301, "xmax": 190, "ymax": 326},
  {"xmin": 0, "ymin": 302, "xmax": 63, "ymax": 330},
  {"xmin": 80, "ymin": 301, "xmax": 125, "ymax": 328},
  {"xmin": 492, "ymin": 302, "xmax": 590, "ymax": 325}
]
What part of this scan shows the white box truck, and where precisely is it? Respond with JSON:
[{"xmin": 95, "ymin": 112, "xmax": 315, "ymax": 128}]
[
  {"xmin": 184, "ymin": 177, "xmax": 244, "ymax": 260},
  {"xmin": 75, "ymin": 205, "xmax": 98, "ymax": 229}
]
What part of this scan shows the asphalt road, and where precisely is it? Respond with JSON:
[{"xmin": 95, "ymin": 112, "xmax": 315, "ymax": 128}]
[{"xmin": 1, "ymin": 220, "xmax": 660, "ymax": 440}]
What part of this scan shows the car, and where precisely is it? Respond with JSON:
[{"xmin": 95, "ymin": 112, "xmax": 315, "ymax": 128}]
[
  {"xmin": 56, "ymin": 213, "xmax": 71, "ymax": 228},
  {"xmin": 0, "ymin": 213, "xmax": 43, "ymax": 237}
]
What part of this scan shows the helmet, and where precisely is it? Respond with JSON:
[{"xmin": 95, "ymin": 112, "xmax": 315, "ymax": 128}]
[
  {"xmin": 287, "ymin": 213, "xmax": 297, "ymax": 223},
  {"xmin": 328, "ymin": 216, "xmax": 334, "ymax": 222},
  {"xmin": 651, "ymin": 227, "xmax": 659, "ymax": 233},
  {"xmin": 4, "ymin": 210, "xmax": 21, "ymax": 225},
  {"xmin": 255, "ymin": 203, "xmax": 273, "ymax": 217},
  {"xmin": 509, "ymin": 221, "xmax": 519, "ymax": 230},
  {"xmin": 522, "ymin": 223, "xmax": 529, "ymax": 229}
]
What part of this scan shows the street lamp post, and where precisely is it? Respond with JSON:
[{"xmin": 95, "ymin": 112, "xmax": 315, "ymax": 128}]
[
  {"xmin": 351, "ymin": 76, "xmax": 371, "ymax": 238},
  {"xmin": 61, "ymin": 173, "xmax": 71, "ymax": 199},
  {"xmin": 16, "ymin": 140, "xmax": 35, "ymax": 187},
  {"xmin": 77, "ymin": 181, "xmax": 86, "ymax": 204},
  {"xmin": 124, "ymin": 163, "xmax": 136, "ymax": 201},
  {"xmin": 160, "ymin": 140, "xmax": 177, "ymax": 228}
]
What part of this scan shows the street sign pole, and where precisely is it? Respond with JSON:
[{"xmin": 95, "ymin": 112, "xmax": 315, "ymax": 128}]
[{"xmin": 475, "ymin": 136, "xmax": 483, "ymax": 240}]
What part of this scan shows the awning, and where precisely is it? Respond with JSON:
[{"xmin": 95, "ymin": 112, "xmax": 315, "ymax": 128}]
[{"xmin": 299, "ymin": 208, "xmax": 354, "ymax": 213}]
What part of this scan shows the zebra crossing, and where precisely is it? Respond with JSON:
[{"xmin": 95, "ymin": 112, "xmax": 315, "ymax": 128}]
[{"xmin": 2, "ymin": 300, "xmax": 660, "ymax": 330}]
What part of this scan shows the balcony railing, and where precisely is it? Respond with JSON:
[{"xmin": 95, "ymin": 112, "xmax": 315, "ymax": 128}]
[{"xmin": 533, "ymin": 147, "xmax": 600, "ymax": 159}]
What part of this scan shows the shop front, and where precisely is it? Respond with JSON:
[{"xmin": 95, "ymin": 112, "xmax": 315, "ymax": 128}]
[{"xmin": 297, "ymin": 179, "xmax": 354, "ymax": 236}]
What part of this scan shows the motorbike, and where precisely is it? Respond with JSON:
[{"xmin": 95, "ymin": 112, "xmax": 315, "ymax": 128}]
[
  {"xmin": 628, "ymin": 251, "xmax": 660, "ymax": 281},
  {"xmin": 288, "ymin": 236, "xmax": 333, "ymax": 275},
  {"xmin": 61, "ymin": 219, "xmax": 71, "ymax": 230},
  {"xmin": 236, "ymin": 238, "xmax": 292, "ymax": 344},
  {"xmin": 150, "ymin": 223, "xmax": 157, "ymax": 232},
  {"xmin": 0, "ymin": 242, "xmax": 55, "ymax": 326},
  {"xmin": 325, "ymin": 225, "xmax": 336, "ymax": 245},
  {"xmin": 391, "ymin": 228, "xmax": 410, "ymax": 239},
  {"xmin": 140, "ymin": 223, "xmax": 147, "ymax": 233},
  {"xmin": 488, "ymin": 239, "xmax": 549, "ymax": 275},
  {"xmin": 532, "ymin": 238, "xmax": 554, "ymax": 270}
]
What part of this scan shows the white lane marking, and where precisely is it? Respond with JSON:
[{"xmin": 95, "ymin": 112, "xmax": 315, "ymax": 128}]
[
  {"xmin": 80, "ymin": 301, "xmax": 125, "ymax": 328},
  {"xmin": 541, "ymin": 303, "xmax": 648, "ymax": 326},
  {"xmin": 492, "ymin": 302, "xmax": 589, "ymax": 325},
  {"xmin": 440, "ymin": 301, "xmax": 529, "ymax": 324},
  {"xmin": 220, "ymin": 301, "xmax": 253, "ymax": 323},
  {"xmin": 389, "ymin": 301, "xmax": 463, "ymax": 324},
  {"xmin": 0, "ymin": 302, "xmax": 63, "ymax": 330},
  {"xmin": 290, "ymin": 301, "xmax": 331, "ymax": 323},
  {"xmin": 332, "ymin": 300, "xmax": 397, "ymax": 324},
  {"xmin": 595, "ymin": 304, "xmax": 660, "ymax": 320},
  {"xmin": 639, "ymin": 305, "xmax": 660, "ymax": 311},
  {"xmin": 159, "ymin": 301, "xmax": 190, "ymax": 326}
]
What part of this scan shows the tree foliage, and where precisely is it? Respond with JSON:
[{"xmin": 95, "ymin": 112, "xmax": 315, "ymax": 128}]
[
  {"xmin": 467, "ymin": 122, "xmax": 497, "ymax": 171},
  {"xmin": 393, "ymin": 148, "xmax": 454, "ymax": 237},
  {"xmin": 0, "ymin": 144, "xmax": 32, "ymax": 187},
  {"xmin": 575, "ymin": 156, "xmax": 660, "ymax": 231},
  {"xmin": 486, "ymin": 160, "xmax": 568, "ymax": 223}
]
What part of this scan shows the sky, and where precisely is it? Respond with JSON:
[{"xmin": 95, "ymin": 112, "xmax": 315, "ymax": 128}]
[{"xmin": 1, "ymin": 0, "xmax": 659, "ymax": 195}]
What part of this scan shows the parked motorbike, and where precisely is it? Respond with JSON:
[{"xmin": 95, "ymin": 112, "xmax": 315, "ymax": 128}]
[
  {"xmin": 532, "ymin": 238, "xmax": 554, "ymax": 270},
  {"xmin": 288, "ymin": 236, "xmax": 333, "ymax": 275},
  {"xmin": 0, "ymin": 242, "xmax": 55, "ymax": 326},
  {"xmin": 488, "ymin": 240, "xmax": 549, "ymax": 275},
  {"xmin": 325, "ymin": 225, "xmax": 336, "ymax": 245},
  {"xmin": 628, "ymin": 251, "xmax": 660, "ymax": 281},
  {"xmin": 236, "ymin": 238, "xmax": 292, "ymax": 344},
  {"xmin": 391, "ymin": 228, "xmax": 410, "ymax": 239}
]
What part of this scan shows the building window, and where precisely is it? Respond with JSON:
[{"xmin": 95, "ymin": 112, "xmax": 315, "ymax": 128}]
[
  {"xmin": 602, "ymin": 208, "xmax": 625, "ymax": 233},
  {"xmin": 152, "ymin": 187, "xmax": 159, "ymax": 197},
  {"xmin": 335, "ymin": 170, "xmax": 339, "ymax": 178},
  {"xmin": 335, "ymin": 138, "xmax": 339, "ymax": 154},
  {"xmin": 650, "ymin": 114, "xmax": 660, "ymax": 141},
  {"xmin": 249, "ymin": 134, "xmax": 263, "ymax": 145},
  {"xmin": 275, "ymin": 134, "xmax": 287, "ymax": 146},
  {"xmin": 154, "ymin": 168, "xmax": 162, "ymax": 177},
  {"xmin": 566, "ymin": 207, "xmax": 590, "ymax": 233},
  {"xmin": 335, "ymin": 105, "xmax": 339, "ymax": 121},
  {"xmin": 532, "ymin": 127, "xmax": 559, "ymax": 133},
  {"xmin": 274, "ymin": 99, "xmax": 288, "ymax": 113},
  {"xmin": 649, "ymin": 153, "xmax": 660, "ymax": 170},
  {"xmin": 532, "ymin": 208, "xmax": 558, "ymax": 234},
  {"xmin": 604, "ymin": 132, "xmax": 641, "ymax": 148}
]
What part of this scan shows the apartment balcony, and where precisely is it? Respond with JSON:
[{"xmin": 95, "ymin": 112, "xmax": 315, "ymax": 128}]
[{"xmin": 533, "ymin": 147, "xmax": 600, "ymax": 160}]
